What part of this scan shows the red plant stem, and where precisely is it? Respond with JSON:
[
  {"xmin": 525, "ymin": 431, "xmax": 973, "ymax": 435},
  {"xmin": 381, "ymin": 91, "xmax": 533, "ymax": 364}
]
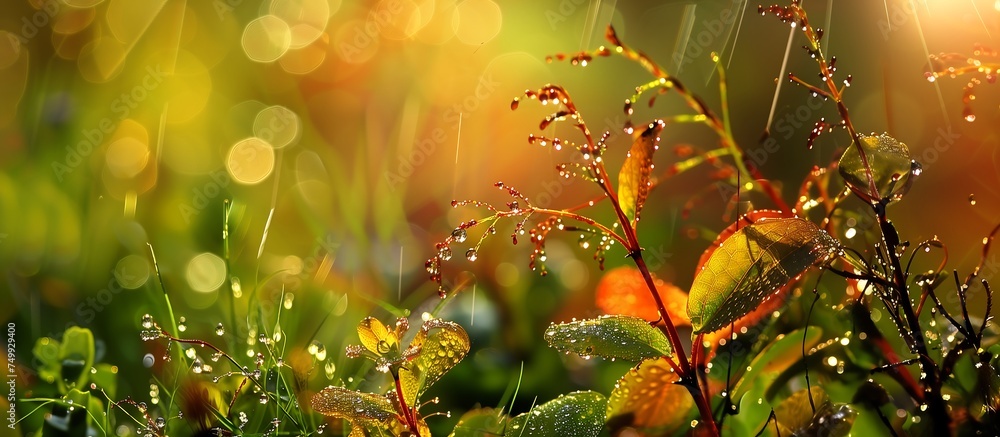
[
  {"xmin": 584, "ymin": 133, "xmax": 719, "ymax": 435},
  {"xmin": 394, "ymin": 375, "xmax": 420, "ymax": 437}
]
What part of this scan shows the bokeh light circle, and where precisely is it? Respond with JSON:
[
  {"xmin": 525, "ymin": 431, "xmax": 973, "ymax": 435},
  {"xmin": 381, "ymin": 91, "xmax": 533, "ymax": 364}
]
[
  {"xmin": 253, "ymin": 106, "xmax": 301, "ymax": 148},
  {"xmin": 242, "ymin": 15, "xmax": 292, "ymax": 63},
  {"xmin": 114, "ymin": 254, "xmax": 150, "ymax": 289},
  {"xmin": 226, "ymin": 137, "xmax": 276, "ymax": 184},
  {"xmin": 269, "ymin": 0, "xmax": 332, "ymax": 49},
  {"xmin": 451, "ymin": 0, "xmax": 501, "ymax": 45},
  {"xmin": 105, "ymin": 137, "xmax": 150, "ymax": 178},
  {"xmin": 185, "ymin": 252, "xmax": 227, "ymax": 293}
]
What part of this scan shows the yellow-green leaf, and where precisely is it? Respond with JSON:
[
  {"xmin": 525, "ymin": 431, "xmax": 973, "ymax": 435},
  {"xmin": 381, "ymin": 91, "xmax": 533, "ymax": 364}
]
[
  {"xmin": 59, "ymin": 326, "xmax": 95, "ymax": 393},
  {"xmin": 508, "ymin": 391, "xmax": 607, "ymax": 437},
  {"xmin": 544, "ymin": 315, "xmax": 672, "ymax": 362},
  {"xmin": 730, "ymin": 327, "xmax": 823, "ymax": 401},
  {"xmin": 687, "ymin": 218, "xmax": 840, "ymax": 333},
  {"xmin": 617, "ymin": 120, "xmax": 663, "ymax": 227},
  {"xmin": 448, "ymin": 407, "xmax": 508, "ymax": 437},
  {"xmin": 838, "ymin": 133, "xmax": 915, "ymax": 202},
  {"xmin": 357, "ymin": 317, "xmax": 394, "ymax": 355},
  {"xmin": 606, "ymin": 357, "xmax": 692, "ymax": 435},
  {"xmin": 774, "ymin": 386, "xmax": 856, "ymax": 437},
  {"xmin": 311, "ymin": 386, "xmax": 396, "ymax": 422},
  {"xmin": 400, "ymin": 319, "xmax": 470, "ymax": 404}
]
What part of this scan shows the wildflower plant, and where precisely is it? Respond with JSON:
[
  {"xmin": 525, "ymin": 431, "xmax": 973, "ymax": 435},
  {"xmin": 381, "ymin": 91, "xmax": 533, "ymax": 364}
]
[{"xmin": 420, "ymin": 1, "xmax": 998, "ymax": 436}]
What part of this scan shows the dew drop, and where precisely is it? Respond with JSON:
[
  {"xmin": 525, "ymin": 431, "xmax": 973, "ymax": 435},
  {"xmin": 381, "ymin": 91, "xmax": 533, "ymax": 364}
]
[
  {"xmin": 969, "ymin": 194, "xmax": 977, "ymax": 205},
  {"xmin": 141, "ymin": 314, "xmax": 154, "ymax": 329},
  {"xmin": 192, "ymin": 358, "xmax": 204, "ymax": 374},
  {"xmin": 451, "ymin": 228, "xmax": 468, "ymax": 243},
  {"xmin": 438, "ymin": 246, "xmax": 453, "ymax": 261},
  {"xmin": 260, "ymin": 393, "xmax": 269, "ymax": 404},
  {"xmin": 466, "ymin": 249, "xmax": 478, "ymax": 262},
  {"xmin": 178, "ymin": 317, "xmax": 187, "ymax": 332},
  {"xmin": 216, "ymin": 323, "xmax": 225, "ymax": 336}
]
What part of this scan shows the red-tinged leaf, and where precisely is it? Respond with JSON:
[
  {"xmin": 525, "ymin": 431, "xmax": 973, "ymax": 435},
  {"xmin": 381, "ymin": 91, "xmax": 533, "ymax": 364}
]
[
  {"xmin": 595, "ymin": 266, "xmax": 690, "ymax": 326},
  {"xmin": 618, "ymin": 120, "xmax": 664, "ymax": 227},
  {"xmin": 606, "ymin": 357, "xmax": 693, "ymax": 435},
  {"xmin": 687, "ymin": 217, "xmax": 840, "ymax": 333},
  {"xmin": 702, "ymin": 282, "xmax": 792, "ymax": 349},
  {"xmin": 695, "ymin": 210, "xmax": 788, "ymax": 274}
]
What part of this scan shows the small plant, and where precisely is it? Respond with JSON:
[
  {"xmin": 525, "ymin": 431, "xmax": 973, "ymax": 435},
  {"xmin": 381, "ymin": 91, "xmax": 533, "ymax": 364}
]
[{"xmin": 419, "ymin": 1, "xmax": 998, "ymax": 436}]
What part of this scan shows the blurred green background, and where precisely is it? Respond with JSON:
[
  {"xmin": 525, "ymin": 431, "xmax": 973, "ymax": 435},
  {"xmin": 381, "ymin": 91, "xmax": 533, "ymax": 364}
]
[{"xmin": 1, "ymin": 0, "xmax": 999, "ymax": 435}]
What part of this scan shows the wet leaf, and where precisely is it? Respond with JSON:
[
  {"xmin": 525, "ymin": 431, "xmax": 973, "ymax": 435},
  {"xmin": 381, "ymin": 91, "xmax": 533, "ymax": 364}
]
[
  {"xmin": 357, "ymin": 317, "xmax": 396, "ymax": 356},
  {"xmin": 774, "ymin": 386, "xmax": 856, "ymax": 437},
  {"xmin": 697, "ymin": 211, "xmax": 790, "ymax": 349},
  {"xmin": 400, "ymin": 319, "xmax": 470, "ymax": 404},
  {"xmin": 838, "ymin": 133, "xmax": 915, "ymax": 202},
  {"xmin": 687, "ymin": 218, "xmax": 840, "ymax": 333},
  {"xmin": 618, "ymin": 120, "xmax": 663, "ymax": 227},
  {"xmin": 606, "ymin": 357, "xmax": 692, "ymax": 434},
  {"xmin": 448, "ymin": 407, "xmax": 508, "ymax": 437},
  {"xmin": 544, "ymin": 315, "xmax": 672, "ymax": 362},
  {"xmin": 595, "ymin": 266, "xmax": 690, "ymax": 325},
  {"xmin": 508, "ymin": 391, "xmax": 607, "ymax": 437},
  {"xmin": 311, "ymin": 386, "xmax": 398, "ymax": 436}
]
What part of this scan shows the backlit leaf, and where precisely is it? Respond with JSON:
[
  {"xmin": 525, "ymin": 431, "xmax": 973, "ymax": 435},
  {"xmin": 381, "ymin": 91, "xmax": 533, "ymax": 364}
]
[
  {"xmin": 357, "ymin": 317, "xmax": 394, "ymax": 355},
  {"xmin": 508, "ymin": 391, "xmax": 607, "ymax": 437},
  {"xmin": 59, "ymin": 326, "xmax": 95, "ymax": 392},
  {"xmin": 730, "ymin": 327, "xmax": 823, "ymax": 401},
  {"xmin": 311, "ymin": 386, "xmax": 400, "ymax": 437},
  {"xmin": 774, "ymin": 386, "xmax": 856, "ymax": 437},
  {"xmin": 448, "ymin": 408, "xmax": 508, "ymax": 437},
  {"xmin": 595, "ymin": 266, "xmax": 690, "ymax": 325},
  {"xmin": 618, "ymin": 120, "xmax": 664, "ymax": 227},
  {"xmin": 606, "ymin": 357, "xmax": 692, "ymax": 435},
  {"xmin": 838, "ymin": 133, "xmax": 915, "ymax": 202},
  {"xmin": 311, "ymin": 386, "xmax": 396, "ymax": 422},
  {"xmin": 400, "ymin": 319, "xmax": 470, "ymax": 404},
  {"xmin": 544, "ymin": 315, "xmax": 672, "ymax": 362},
  {"xmin": 687, "ymin": 218, "xmax": 840, "ymax": 333}
]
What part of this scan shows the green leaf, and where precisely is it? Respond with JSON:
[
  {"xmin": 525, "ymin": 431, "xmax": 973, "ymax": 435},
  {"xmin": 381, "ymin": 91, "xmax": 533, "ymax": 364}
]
[
  {"xmin": 448, "ymin": 407, "xmax": 508, "ymax": 437},
  {"xmin": 33, "ymin": 337, "xmax": 61, "ymax": 385},
  {"xmin": 508, "ymin": 391, "xmax": 607, "ymax": 437},
  {"xmin": 838, "ymin": 133, "xmax": 915, "ymax": 202},
  {"xmin": 59, "ymin": 327, "xmax": 95, "ymax": 393},
  {"xmin": 618, "ymin": 120, "xmax": 663, "ymax": 227},
  {"xmin": 400, "ymin": 319, "xmax": 470, "ymax": 405},
  {"xmin": 89, "ymin": 364, "xmax": 117, "ymax": 400},
  {"xmin": 687, "ymin": 218, "xmax": 840, "ymax": 333},
  {"xmin": 606, "ymin": 357, "xmax": 692, "ymax": 435},
  {"xmin": 774, "ymin": 387, "xmax": 856, "ymax": 437},
  {"xmin": 544, "ymin": 315, "xmax": 672, "ymax": 362},
  {"xmin": 730, "ymin": 327, "xmax": 823, "ymax": 401}
]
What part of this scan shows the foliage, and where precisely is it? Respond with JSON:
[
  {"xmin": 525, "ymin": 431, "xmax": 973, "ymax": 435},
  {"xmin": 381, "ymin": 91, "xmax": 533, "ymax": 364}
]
[{"xmin": 8, "ymin": 1, "xmax": 1000, "ymax": 437}]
